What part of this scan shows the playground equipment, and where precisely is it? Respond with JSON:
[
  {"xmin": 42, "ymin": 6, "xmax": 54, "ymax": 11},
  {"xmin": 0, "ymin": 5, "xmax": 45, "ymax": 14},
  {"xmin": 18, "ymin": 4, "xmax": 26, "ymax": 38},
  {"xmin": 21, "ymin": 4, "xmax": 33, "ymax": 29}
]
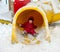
[
  {"xmin": 14, "ymin": 0, "xmax": 30, "ymax": 13},
  {"xmin": 11, "ymin": 4, "xmax": 60, "ymax": 44}
]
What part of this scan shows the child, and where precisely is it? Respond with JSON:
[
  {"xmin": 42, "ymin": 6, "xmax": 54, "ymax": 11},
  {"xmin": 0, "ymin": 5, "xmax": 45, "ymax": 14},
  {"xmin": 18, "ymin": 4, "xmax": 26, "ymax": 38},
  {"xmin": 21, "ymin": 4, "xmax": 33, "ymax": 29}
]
[{"xmin": 19, "ymin": 16, "xmax": 38, "ymax": 37}]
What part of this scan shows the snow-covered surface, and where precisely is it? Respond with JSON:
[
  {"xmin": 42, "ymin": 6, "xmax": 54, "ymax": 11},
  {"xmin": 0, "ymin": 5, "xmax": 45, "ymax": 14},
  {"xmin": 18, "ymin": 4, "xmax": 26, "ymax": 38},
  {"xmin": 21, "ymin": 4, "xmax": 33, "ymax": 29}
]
[
  {"xmin": 0, "ymin": 11, "xmax": 12, "ymax": 21},
  {"xmin": 0, "ymin": 22, "xmax": 60, "ymax": 52},
  {"xmin": 31, "ymin": 0, "xmax": 60, "ymax": 13},
  {"xmin": 51, "ymin": 0, "xmax": 60, "ymax": 13},
  {"xmin": 0, "ymin": 0, "xmax": 9, "ymax": 14}
]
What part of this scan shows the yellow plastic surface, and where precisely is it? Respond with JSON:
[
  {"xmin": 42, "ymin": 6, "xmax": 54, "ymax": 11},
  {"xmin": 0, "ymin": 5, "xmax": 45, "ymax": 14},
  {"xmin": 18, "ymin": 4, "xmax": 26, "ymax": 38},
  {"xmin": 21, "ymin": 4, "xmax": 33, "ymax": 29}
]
[{"xmin": 11, "ymin": 6, "xmax": 60, "ymax": 43}]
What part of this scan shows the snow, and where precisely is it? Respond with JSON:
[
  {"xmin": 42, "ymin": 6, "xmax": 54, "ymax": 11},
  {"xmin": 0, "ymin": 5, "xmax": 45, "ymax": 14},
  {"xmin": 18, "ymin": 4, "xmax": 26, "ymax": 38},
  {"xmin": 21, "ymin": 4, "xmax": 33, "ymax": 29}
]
[
  {"xmin": 0, "ymin": 11, "xmax": 12, "ymax": 21},
  {"xmin": 0, "ymin": 0, "xmax": 9, "ymax": 14},
  {"xmin": 0, "ymin": 22, "xmax": 60, "ymax": 52},
  {"xmin": 31, "ymin": 0, "xmax": 60, "ymax": 14}
]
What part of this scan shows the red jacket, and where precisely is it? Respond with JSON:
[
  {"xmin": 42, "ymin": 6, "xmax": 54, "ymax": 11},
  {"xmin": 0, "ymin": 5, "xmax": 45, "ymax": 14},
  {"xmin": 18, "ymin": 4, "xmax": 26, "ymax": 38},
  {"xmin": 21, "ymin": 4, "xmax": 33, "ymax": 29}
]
[
  {"xmin": 21, "ymin": 22, "xmax": 37, "ymax": 34},
  {"xmin": 22, "ymin": 22, "xmax": 37, "ymax": 29}
]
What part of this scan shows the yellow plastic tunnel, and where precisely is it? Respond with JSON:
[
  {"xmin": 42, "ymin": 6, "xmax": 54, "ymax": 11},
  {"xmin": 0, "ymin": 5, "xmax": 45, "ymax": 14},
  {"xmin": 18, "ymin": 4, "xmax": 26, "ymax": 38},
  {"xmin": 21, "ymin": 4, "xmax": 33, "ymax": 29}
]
[{"xmin": 11, "ymin": 6, "xmax": 60, "ymax": 43}]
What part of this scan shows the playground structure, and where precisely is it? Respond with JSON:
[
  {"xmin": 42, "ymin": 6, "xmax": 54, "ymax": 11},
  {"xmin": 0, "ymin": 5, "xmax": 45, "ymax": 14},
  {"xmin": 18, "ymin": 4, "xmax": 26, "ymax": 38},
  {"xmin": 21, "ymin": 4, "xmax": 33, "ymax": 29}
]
[
  {"xmin": 11, "ymin": 5, "xmax": 60, "ymax": 44},
  {"xmin": 14, "ymin": 0, "xmax": 30, "ymax": 13},
  {"xmin": 11, "ymin": 1, "xmax": 60, "ymax": 44}
]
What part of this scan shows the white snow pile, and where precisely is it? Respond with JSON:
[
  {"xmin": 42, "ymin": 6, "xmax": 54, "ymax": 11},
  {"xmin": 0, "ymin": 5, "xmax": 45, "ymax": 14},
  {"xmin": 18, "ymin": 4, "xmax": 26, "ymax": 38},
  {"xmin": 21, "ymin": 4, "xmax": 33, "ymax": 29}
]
[
  {"xmin": 0, "ymin": 11, "xmax": 12, "ymax": 22},
  {"xmin": 0, "ymin": 22, "xmax": 60, "ymax": 52}
]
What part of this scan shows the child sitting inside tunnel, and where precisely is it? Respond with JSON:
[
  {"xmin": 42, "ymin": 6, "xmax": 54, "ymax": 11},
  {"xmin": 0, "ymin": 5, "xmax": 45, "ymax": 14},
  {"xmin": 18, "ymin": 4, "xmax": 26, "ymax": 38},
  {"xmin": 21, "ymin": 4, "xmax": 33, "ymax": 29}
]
[{"xmin": 19, "ymin": 16, "xmax": 38, "ymax": 37}]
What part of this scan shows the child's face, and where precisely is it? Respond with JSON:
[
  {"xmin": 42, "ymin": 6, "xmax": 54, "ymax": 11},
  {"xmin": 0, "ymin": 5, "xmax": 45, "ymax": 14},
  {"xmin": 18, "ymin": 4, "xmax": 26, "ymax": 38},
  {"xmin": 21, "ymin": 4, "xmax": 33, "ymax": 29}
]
[{"xmin": 29, "ymin": 20, "xmax": 33, "ymax": 23}]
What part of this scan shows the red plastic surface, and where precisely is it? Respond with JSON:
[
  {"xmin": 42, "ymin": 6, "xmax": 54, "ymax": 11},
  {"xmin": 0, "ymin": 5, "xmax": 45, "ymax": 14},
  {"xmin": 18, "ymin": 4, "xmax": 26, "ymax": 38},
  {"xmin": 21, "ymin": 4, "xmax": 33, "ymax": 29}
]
[{"xmin": 14, "ymin": 0, "xmax": 31, "ymax": 14}]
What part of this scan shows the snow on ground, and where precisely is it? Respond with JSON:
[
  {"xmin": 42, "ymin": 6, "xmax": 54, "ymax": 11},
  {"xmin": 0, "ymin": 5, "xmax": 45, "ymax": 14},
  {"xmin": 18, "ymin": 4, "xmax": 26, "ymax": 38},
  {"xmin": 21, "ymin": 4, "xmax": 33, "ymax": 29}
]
[
  {"xmin": 0, "ymin": 22, "xmax": 60, "ymax": 52},
  {"xmin": 0, "ymin": 11, "xmax": 13, "ymax": 22}
]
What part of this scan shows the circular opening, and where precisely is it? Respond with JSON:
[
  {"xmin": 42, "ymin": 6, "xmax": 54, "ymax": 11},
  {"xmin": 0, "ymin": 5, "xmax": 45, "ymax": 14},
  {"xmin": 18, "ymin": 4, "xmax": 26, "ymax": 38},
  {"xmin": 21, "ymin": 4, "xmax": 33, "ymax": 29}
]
[
  {"xmin": 15, "ymin": 9, "xmax": 45, "ymax": 44},
  {"xmin": 16, "ymin": 9, "xmax": 44, "ymax": 31}
]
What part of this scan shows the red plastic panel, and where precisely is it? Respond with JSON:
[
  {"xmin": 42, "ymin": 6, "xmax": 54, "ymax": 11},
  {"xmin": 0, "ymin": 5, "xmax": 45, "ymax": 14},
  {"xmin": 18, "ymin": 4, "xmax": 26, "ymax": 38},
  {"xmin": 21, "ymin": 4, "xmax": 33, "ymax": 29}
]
[{"xmin": 14, "ymin": 0, "xmax": 31, "ymax": 14}]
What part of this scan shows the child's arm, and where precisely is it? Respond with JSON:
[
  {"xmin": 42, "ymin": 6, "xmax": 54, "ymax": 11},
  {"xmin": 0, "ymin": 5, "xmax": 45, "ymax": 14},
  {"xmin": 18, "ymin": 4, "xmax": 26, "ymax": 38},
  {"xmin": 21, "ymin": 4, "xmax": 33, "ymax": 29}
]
[{"xmin": 19, "ymin": 22, "xmax": 26, "ymax": 27}]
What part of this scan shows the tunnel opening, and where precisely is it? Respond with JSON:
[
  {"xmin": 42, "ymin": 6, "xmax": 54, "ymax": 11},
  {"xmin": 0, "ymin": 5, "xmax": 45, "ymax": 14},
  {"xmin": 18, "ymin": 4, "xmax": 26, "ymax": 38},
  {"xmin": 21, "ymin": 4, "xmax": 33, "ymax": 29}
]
[
  {"xmin": 16, "ymin": 9, "xmax": 44, "ymax": 32},
  {"xmin": 12, "ymin": 7, "xmax": 50, "ymax": 44}
]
